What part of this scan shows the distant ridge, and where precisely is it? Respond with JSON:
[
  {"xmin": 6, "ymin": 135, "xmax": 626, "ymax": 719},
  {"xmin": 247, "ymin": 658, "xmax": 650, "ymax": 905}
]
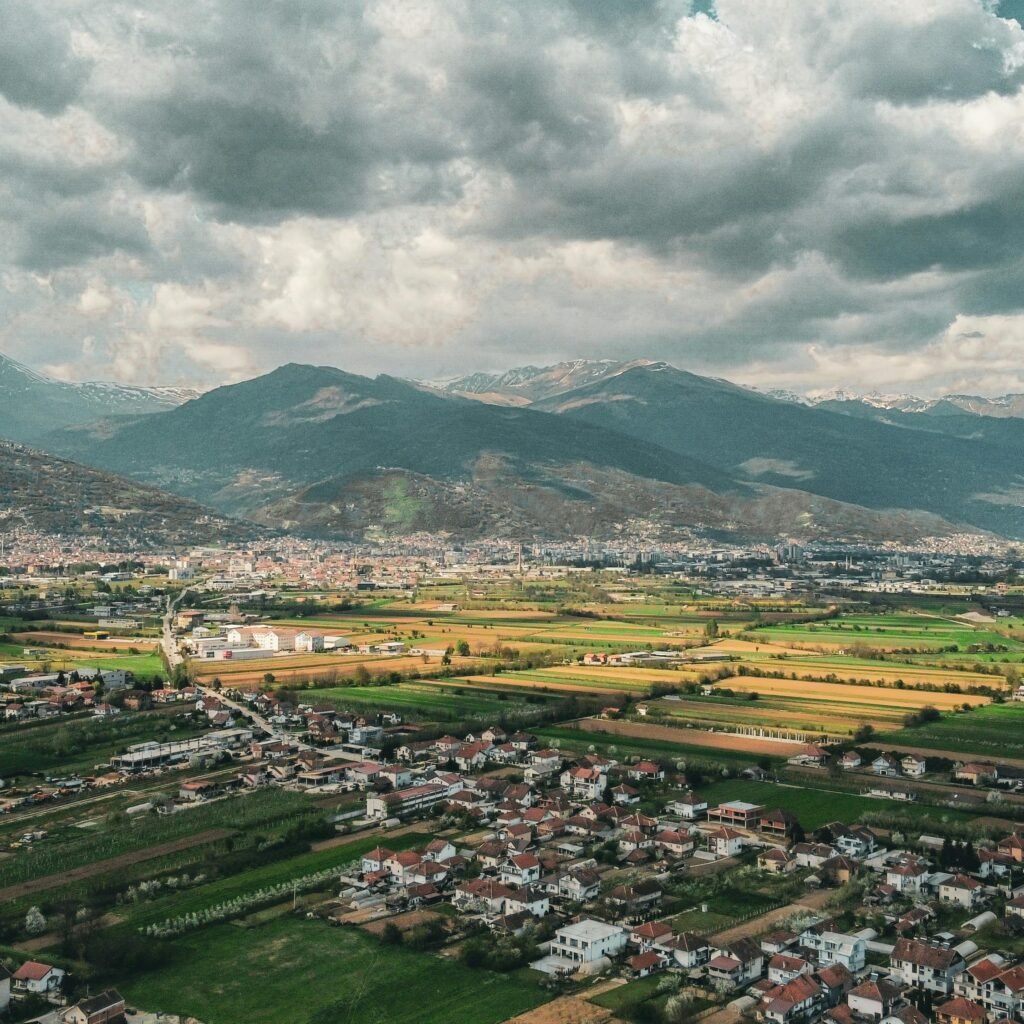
[{"xmin": 0, "ymin": 352, "xmax": 199, "ymax": 443}]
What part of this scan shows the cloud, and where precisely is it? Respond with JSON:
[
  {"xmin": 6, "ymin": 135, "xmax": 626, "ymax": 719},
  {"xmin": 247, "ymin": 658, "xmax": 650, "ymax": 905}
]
[
  {"xmin": 2, "ymin": 0, "xmax": 1024, "ymax": 395},
  {"xmin": 0, "ymin": 2, "xmax": 90, "ymax": 114}
]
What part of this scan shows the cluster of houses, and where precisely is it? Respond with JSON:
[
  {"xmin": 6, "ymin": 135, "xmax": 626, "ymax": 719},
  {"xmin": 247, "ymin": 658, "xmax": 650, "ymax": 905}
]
[
  {"xmin": 0, "ymin": 958, "xmax": 128, "ymax": 1024},
  {"xmin": 286, "ymin": 720, "xmax": 1024, "ymax": 1024},
  {"xmin": 0, "ymin": 667, "xmax": 133, "ymax": 721}
]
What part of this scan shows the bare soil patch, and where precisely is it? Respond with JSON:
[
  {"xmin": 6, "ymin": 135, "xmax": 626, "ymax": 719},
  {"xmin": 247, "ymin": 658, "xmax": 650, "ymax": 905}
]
[{"xmin": 575, "ymin": 717, "xmax": 803, "ymax": 756}]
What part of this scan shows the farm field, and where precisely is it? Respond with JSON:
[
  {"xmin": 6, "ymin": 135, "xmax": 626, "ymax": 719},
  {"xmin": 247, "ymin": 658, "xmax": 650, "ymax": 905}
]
[
  {"xmin": 650, "ymin": 695, "xmax": 906, "ymax": 736},
  {"xmin": 714, "ymin": 676, "xmax": 991, "ymax": 709},
  {"xmin": 10, "ymin": 631, "xmax": 160, "ymax": 650},
  {"xmin": 0, "ymin": 712, "xmax": 205, "ymax": 779},
  {"xmin": 304, "ymin": 680, "xmax": 536, "ymax": 719},
  {"xmin": 0, "ymin": 788, "xmax": 324, "ymax": 896},
  {"xmin": 744, "ymin": 613, "xmax": 1024, "ymax": 654},
  {"xmin": 877, "ymin": 703, "xmax": 1024, "ymax": 759},
  {"xmin": 190, "ymin": 653, "xmax": 484, "ymax": 686},
  {"xmin": 532, "ymin": 725, "xmax": 774, "ymax": 768},
  {"xmin": 570, "ymin": 717, "xmax": 802, "ymax": 757},
  {"xmin": 121, "ymin": 915, "xmax": 551, "ymax": 1024},
  {"xmin": 696, "ymin": 779, "xmax": 977, "ymax": 831}
]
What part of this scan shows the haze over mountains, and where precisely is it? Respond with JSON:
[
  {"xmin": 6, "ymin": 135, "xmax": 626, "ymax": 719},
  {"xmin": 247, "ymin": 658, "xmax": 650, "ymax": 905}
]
[
  {"xmin": 0, "ymin": 355, "xmax": 1011, "ymax": 544},
  {"xmin": 0, "ymin": 354, "xmax": 197, "ymax": 443}
]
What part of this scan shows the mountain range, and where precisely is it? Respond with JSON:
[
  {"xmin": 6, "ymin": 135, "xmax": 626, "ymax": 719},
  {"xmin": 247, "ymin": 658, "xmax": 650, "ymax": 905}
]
[
  {"xmin": 4, "ymin": 356, "xmax": 1011, "ymax": 544},
  {"xmin": 0, "ymin": 354, "xmax": 197, "ymax": 443}
]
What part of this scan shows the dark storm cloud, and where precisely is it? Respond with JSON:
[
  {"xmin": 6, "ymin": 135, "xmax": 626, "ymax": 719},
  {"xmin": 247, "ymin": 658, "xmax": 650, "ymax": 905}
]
[
  {"xmin": 5, "ymin": 0, "xmax": 1024, "ymax": 394},
  {"xmin": 16, "ymin": 206, "xmax": 151, "ymax": 271},
  {"xmin": 0, "ymin": 1, "xmax": 90, "ymax": 113}
]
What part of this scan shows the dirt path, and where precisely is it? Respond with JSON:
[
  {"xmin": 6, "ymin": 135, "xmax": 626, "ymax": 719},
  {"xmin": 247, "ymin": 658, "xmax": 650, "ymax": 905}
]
[
  {"xmin": 0, "ymin": 828, "xmax": 234, "ymax": 902},
  {"xmin": 709, "ymin": 889, "xmax": 833, "ymax": 945}
]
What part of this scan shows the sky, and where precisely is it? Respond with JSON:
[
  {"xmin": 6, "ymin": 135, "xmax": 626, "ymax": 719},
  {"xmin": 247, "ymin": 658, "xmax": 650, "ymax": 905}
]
[{"xmin": 2, "ymin": 0, "xmax": 1024, "ymax": 397}]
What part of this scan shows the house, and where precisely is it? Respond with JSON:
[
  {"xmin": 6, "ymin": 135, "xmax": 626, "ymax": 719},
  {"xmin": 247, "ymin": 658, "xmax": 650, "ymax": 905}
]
[
  {"xmin": 658, "ymin": 932, "xmax": 711, "ymax": 969},
  {"xmin": 955, "ymin": 957, "xmax": 1024, "ymax": 1021},
  {"xmin": 938, "ymin": 874, "xmax": 983, "ymax": 910},
  {"xmin": 759, "ymin": 973, "xmax": 823, "ymax": 1024},
  {"xmin": 61, "ymin": 989, "xmax": 126, "ymax": 1024},
  {"xmin": 829, "ymin": 824, "xmax": 877, "ymax": 858},
  {"xmin": 872, "ymin": 754, "xmax": 901, "ymax": 776},
  {"xmin": 653, "ymin": 829, "xmax": 695, "ymax": 858},
  {"xmin": 709, "ymin": 826, "xmax": 746, "ymax": 858},
  {"xmin": 558, "ymin": 867, "xmax": 601, "ymax": 902},
  {"xmin": 627, "ymin": 761, "xmax": 665, "ymax": 783},
  {"xmin": 630, "ymin": 920, "xmax": 673, "ymax": 950},
  {"xmin": 799, "ymin": 927, "xmax": 866, "ymax": 971},
  {"xmin": 890, "ymin": 938, "xmax": 966, "ymax": 994},
  {"xmin": 560, "ymin": 766, "xmax": 607, "ymax": 801},
  {"xmin": 12, "ymin": 961, "xmax": 65, "ymax": 994},
  {"xmin": 759, "ymin": 848, "xmax": 793, "ymax": 874},
  {"xmin": 707, "ymin": 937, "xmax": 764, "ymax": 989},
  {"xmin": 955, "ymin": 763, "xmax": 998, "ymax": 786},
  {"xmin": 847, "ymin": 978, "xmax": 903, "ymax": 1020},
  {"xmin": 787, "ymin": 744, "xmax": 830, "ymax": 767},
  {"xmin": 606, "ymin": 880, "xmax": 663, "ymax": 920},
  {"xmin": 901, "ymin": 755, "xmax": 927, "ymax": 777},
  {"xmin": 628, "ymin": 951, "xmax": 667, "ymax": 978},
  {"xmin": 839, "ymin": 751, "xmax": 862, "ymax": 770},
  {"xmin": 886, "ymin": 857, "xmax": 930, "ymax": 894},
  {"xmin": 768, "ymin": 954, "xmax": 812, "ymax": 985},
  {"xmin": 934, "ymin": 997, "xmax": 986, "ymax": 1024},
  {"xmin": 792, "ymin": 842, "xmax": 837, "ymax": 869},
  {"xmin": 667, "ymin": 791, "xmax": 708, "ymax": 820},
  {"xmin": 501, "ymin": 853, "xmax": 542, "ymax": 886},
  {"xmin": 759, "ymin": 809, "xmax": 799, "ymax": 838},
  {"xmin": 707, "ymin": 800, "xmax": 763, "ymax": 828},
  {"xmin": 547, "ymin": 919, "xmax": 628, "ymax": 969},
  {"xmin": 998, "ymin": 833, "xmax": 1024, "ymax": 863},
  {"xmin": 611, "ymin": 784, "xmax": 641, "ymax": 805}
]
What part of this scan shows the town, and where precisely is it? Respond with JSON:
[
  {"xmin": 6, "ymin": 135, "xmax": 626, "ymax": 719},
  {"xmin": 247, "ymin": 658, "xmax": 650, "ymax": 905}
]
[{"xmin": 0, "ymin": 542, "xmax": 1022, "ymax": 1024}]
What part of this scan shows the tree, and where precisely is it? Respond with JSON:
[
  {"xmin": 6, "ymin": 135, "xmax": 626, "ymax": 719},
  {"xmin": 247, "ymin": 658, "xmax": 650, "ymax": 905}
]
[
  {"xmin": 852, "ymin": 723, "xmax": 875, "ymax": 743},
  {"xmin": 704, "ymin": 620, "xmax": 719, "ymax": 640},
  {"xmin": 381, "ymin": 922, "xmax": 403, "ymax": 946},
  {"xmin": 456, "ymin": 640, "xmax": 471, "ymax": 657},
  {"xmin": 25, "ymin": 906, "xmax": 47, "ymax": 935}
]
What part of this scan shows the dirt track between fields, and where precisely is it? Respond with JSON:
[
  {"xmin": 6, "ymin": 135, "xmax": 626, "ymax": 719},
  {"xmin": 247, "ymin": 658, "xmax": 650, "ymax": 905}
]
[{"xmin": 0, "ymin": 827, "xmax": 234, "ymax": 902}]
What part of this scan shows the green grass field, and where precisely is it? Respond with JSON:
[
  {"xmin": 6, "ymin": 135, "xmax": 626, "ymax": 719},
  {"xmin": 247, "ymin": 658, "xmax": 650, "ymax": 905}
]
[
  {"xmin": 121, "ymin": 915, "xmax": 550, "ymax": 1024},
  {"xmin": 877, "ymin": 703, "xmax": 1024, "ymax": 758},
  {"xmin": 698, "ymin": 778, "xmax": 979, "ymax": 830},
  {"xmin": 0, "ymin": 713, "xmax": 204, "ymax": 779}
]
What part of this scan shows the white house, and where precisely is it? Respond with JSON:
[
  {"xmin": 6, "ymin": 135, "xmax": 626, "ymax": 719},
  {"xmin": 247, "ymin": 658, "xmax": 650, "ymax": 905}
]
[{"xmin": 548, "ymin": 919, "xmax": 628, "ymax": 968}]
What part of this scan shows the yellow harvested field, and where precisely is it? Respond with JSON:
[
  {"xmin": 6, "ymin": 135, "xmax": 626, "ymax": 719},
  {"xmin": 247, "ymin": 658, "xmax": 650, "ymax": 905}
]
[
  {"xmin": 575, "ymin": 717, "xmax": 805, "ymax": 756},
  {"xmin": 740, "ymin": 659, "xmax": 1002, "ymax": 689},
  {"xmin": 193, "ymin": 654, "xmax": 482, "ymax": 684},
  {"xmin": 454, "ymin": 674, "xmax": 628, "ymax": 694},
  {"xmin": 719, "ymin": 676, "xmax": 990, "ymax": 708},
  {"xmin": 540, "ymin": 665, "xmax": 705, "ymax": 684}
]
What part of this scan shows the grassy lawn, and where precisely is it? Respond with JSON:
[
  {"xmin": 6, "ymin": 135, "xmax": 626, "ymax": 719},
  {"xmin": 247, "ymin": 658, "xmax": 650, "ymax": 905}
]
[
  {"xmin": 121, "ymin": 915, "xmax": 550, "ymax": 1024},
  {"xmin": 698, "ymin": 778, "xmax": 978, "ymax": 831}
]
